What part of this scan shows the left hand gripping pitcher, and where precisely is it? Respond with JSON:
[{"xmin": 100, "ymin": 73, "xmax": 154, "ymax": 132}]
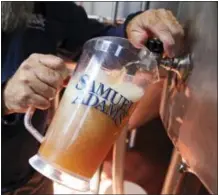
[{"xmin": 24, "ymin": 36, "xmax": 159, "ymax": 191}]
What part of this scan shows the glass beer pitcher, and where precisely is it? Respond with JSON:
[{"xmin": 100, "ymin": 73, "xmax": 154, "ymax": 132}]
[{"xmin": 24, "ymin": 36, "xmax": 159, "ymax": 191}]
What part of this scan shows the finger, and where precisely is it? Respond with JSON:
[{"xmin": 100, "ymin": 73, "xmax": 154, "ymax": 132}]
[
  {"xmin": 29, "ymin": 53, "xmax": 65, "ymax": 70},
  {"xmin": 27, "ymin": 89, "xmax": 51, "ymax": 110},
  {"xmin": 26, "ymin": 74, "xmax": 57, "ymax": 100},
  {"xmin": 127, "ymin": 15, "xmax": 150, "ymax": 48},
  {"xmin": 61, "ymin": 67, "xmax": 71, "ymax": 81},
  {"xmin": 149, "ymin": 23, "xmax": 175, "ymax": 57},
  {"xmin": 29, "ymin": 53, "xmax": 70, "ymax": 80},
  {"xmin": 157, "ymin": 9, "xmax": 184, "ymax": 55},
  {"xmin": 32, "ymin": 63, "xmax": 63, "ymax": 89},
  {"xmin": 159, "ymin": 9, "xmax": 183, "ymax": 35},
  {"xmin": 141, "ymin": 10, "xmax": 175, "ymax": 57},
  {"xmin": 38, "ymin": 54, "xmax": 70, "ymax": 80},
  {"xmin": 128, "ymin": 29, "xmax": 149, "ymax": 49}
]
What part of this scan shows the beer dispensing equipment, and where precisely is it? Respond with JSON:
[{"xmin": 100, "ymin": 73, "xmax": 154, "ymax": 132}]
[{"xmin": 112, "ymin": 38, "xmax": 193, "ymax": 194}]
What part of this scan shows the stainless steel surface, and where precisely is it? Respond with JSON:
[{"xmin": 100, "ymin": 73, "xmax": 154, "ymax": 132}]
[
  {"xmin": 77, "ymin": 1, "xmax": 142, "ymax": 20},
  {"xmin": 112, "ymin": 2, "xmax": 119, "ymax": 24},
  {"xmin": 161, "ymin": 149, "xmax": 184, "ymax": 194},
  {"xmin": 174, "ymin": 172, "xmax": 203, "ymax": 195},
  {"xmin": 179, "ymin": 161, "xmax": 188, "ymax": 174},
  {"xmin": 160, "ymin": 2, "xmax": 217, "ymax": 193},
  {"xmin": 112, "ymin": 127, "xmax": 128, "ymax": 194},
  {"xmin": 140, "ymin": 1, "xmax": 150, "ymax": 11},
  {"xmin": 129, "ymin": 129, "xmax": 137, "ymax": 148},
  {"xmin": 161, "ymin": 149, "xmax": 203, "ymax": 195}
]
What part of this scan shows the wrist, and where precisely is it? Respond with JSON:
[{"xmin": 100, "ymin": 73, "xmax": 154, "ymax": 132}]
[
  {"xmin": 1, "ymin": 82, "xmax": 21, "ymax": 126},
  {"xmin": 2, "ymin": 82, "xmax": 13, "ymax": 116}
]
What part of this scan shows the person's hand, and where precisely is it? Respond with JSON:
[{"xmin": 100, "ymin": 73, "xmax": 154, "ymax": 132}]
[
  {"xmin": 126, "ymin": 9, "xmax": 184, "ymax": 58},
  {"xmin": 3, "ymin": 54, "xmax": 69, "ymax": 115}
]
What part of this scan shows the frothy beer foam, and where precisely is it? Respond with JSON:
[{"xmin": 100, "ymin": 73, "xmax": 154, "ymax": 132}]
[{"xmin": 113, "ymin": 82, "xmax": 144, "ymax": 103}]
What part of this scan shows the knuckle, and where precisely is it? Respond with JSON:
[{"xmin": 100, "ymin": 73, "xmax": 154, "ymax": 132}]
[
  {"xmin": 22, "ymin": 63, "xmax": 32, "ymax": 71},
  {"xmin": 155, "ymin": 22, "xmax": 169, "ymax": 31},
  {"xmin": 143, "ymin": 9, "xmax": 152, "ymax": 18},
  {"xmin": 20, "ymin": 77, "xmax": 29, "ymax": 84},
  {"xmin": 48, "ymin": 70, "xmax": 57, "ymax": 79},
  {"xmin": 29, "ymin": 53, "xmax": 39, "ymax": 59},
  {"xmin": 147, "ymin": 9, "xmax": 155, "ymax": 14},
  {"xmin": 166, "ymin": 9, "xmax": 173, "ymax": 15},
  {"xmin": 158, "ymin": 8, "xmax": 166, "ymax": 13},
  {"xmin": 48, "ymin": 55, "xmax": 64, "ymax": 67},
  {"xmin": 18, "ymin": 72, "xmax": 31, "ymax": 84}
]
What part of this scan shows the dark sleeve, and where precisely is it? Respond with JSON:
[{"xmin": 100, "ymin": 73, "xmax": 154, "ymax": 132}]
[
  {"xmin": 42, "ymin": 2, "xmax": 141, "ymax": 54},
  {"xmin": 42, "ymin": 2, "xmax": 107, "ymax": 53}
]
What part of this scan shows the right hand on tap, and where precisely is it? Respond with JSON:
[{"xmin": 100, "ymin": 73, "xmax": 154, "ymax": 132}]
[
  {"xmin": 3, "ymin": 54, "xmax": 69, "ymax": 115},
  {"xmin": 126, "ymin": 9, "xmax": 184, "ymax": 58}
]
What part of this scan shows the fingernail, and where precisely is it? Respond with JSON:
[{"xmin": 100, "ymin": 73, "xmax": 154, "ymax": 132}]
[
  {"xmin": 164, "ymin": 40, "xmax": 176, "ymax": 58},
  {"xmin": 160, "ymin": 32, "xmax": 174, "ymax": 44}
]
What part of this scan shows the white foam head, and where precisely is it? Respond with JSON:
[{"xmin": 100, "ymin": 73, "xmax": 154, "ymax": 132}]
[
  {"xmin": 96, "ymin": 68, "xmax": 144, "ymax": 102},
  {"xmin": 113, "ymin": 82, "xmax": 144, "ymax": 102}
]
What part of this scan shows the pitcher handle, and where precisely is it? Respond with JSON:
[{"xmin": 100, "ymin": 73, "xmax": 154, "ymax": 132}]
[{"xmin": 24, "ymin": 106, "xmax": 45, "ymax": 143}]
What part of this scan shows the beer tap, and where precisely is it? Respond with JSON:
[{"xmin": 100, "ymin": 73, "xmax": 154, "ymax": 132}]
[
  {"xmin": 127, "ymin": 39, "xmax": 192, "ymax": 150},
  {"xmin": 144, "ymin": 38, "xmax": 192, "ymax": 80},
  {"xmin": 112, "ymin": 38, "xmax": 192, "ymax": 195}
]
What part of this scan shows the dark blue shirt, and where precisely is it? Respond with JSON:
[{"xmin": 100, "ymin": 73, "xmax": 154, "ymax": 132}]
[{"xmin": 1, "ymin": 2, "xmax": 129, "ymax": 193}]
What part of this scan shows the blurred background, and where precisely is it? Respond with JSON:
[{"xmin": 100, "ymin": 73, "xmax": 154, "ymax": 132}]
[{"xmin": 75, "ymin": 1, "xmax": 179, "ymax": 22}]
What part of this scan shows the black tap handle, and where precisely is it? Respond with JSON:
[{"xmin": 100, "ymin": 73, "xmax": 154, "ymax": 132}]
[{"xmin": 145, "ymin": 38, "xmax": 164, "ymax": 54}]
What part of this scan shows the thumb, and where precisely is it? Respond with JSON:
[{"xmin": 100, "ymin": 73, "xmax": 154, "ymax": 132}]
[{"xmin": 128, "ymin": 30, "xmax": 149, "ymax": 49}]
